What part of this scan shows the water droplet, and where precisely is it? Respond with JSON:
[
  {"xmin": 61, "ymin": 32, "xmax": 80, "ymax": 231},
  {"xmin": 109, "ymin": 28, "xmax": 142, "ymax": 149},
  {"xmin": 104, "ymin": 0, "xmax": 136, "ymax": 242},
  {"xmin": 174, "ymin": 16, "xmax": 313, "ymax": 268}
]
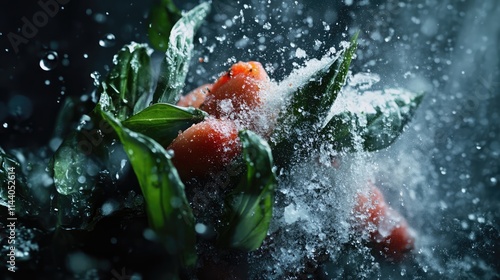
[
  {"xmin": 439, "ymin": 166, "xmax": 447, "ymax": 175},
  {"xmin": 83, "ymin": 53, "xmax": 89, "ymax": 59},
  {"xmin": 3, "ymin": 123, "xmax": 8, "ymax": 128},
  {"xmin": 94, "ymin": 13, "xmax": 107, "ymax": 23},
  {"xmin": 40, "ymin": 51, "xmax": 59, "ymax": 71},
  {"xmin": 90, "ymin": 71, "xmax": 101, "ymax": 86},
  {"xmin": 195, "ymin": 223, "xmax": 208, "ymax": 234},
  {"xmin": 78, "ymin": 176, "xmax": 87, "ymax": 184},
  {"xmin": 99, "ymin": 33, "xmax": 116, "ymax": 47},
  {"xmin": 101, "ymin": 202, "xmax": 115, "ymax": 215}
]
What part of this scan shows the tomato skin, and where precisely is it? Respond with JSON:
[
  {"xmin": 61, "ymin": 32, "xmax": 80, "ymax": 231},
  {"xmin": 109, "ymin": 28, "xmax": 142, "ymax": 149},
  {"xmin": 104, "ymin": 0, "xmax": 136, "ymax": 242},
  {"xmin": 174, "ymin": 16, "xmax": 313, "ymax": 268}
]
[
  {"xmin": 354, "ymin": 183, "xmax": 415, "ymax": 261},
  {"xmin": 371, "ymin": 210, "xmax": 415, "ymax": 261},
  {"xmin": 210, "ymin": 61, "xmax": 269, "ymax": 93},
  {"xmin": 177, "ymin": 84, "xmax": 213, "ymax": 108},
  {"xmin": 167, "ymin": 119, "xmax": 241, "ymax": 181},
  {"xmin": 201, "ymin": 61, "xmax": 270, "ymax": 119}
]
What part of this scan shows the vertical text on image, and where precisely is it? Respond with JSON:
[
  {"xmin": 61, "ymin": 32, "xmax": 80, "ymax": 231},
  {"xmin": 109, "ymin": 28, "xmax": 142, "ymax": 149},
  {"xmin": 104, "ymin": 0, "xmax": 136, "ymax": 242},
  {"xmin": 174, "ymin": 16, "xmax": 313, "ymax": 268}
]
[{"xmin": 6, "ymin": 166, "xmax": 17, "ymax": 273}]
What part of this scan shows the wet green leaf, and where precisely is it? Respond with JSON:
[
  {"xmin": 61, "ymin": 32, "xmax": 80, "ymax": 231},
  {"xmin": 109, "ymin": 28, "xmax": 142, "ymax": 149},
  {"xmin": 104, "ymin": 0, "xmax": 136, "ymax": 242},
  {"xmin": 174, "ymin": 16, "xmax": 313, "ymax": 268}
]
[
  {"xmin": 0, "ymin": 147, "xmax": 32, "ymax": 215},
  {"xmin": 52, "ymin": 42, "xmax": 155, "ymax": 229},
  {"xmin": 52, "ymin": 96, "xmax": 78, "ymax": 139},
  {"xmin": 52, "ymin": 115, "xmax": 119, "ymax": 230},
  {"xmin": 278, "ymin": 32, "xmax": 358, "ymax": 128},
  {"xmin": 122, "ymin": 103, "xmax": 206, "ymax": 147},
  {"xmin": 153, "ymin": 2, "xmax": 211, "ymax": 104},
  {"xmin": 98, "ymin": 93, "xmax": 196, "ymax": 267},
  {"xmin": 148, "ymin": 0, "xmax": 181, "ymax": 51},
  {"xmin": 99, "ymin": 42, "xmax": 154, "ymax": 120},
  {"xmin": 325, "ymin": 88, "xmax": 424, "ymax": 152},
  {"xmin": 272, "ymin": 33, "xmax": 358, "ymax": 166},
  {"xmin": 321, "ymin": 32, "xmax": 359, "ymax": 115},
  {"xmin": 218, "ymin": 130, "xmax": 276, "ymax": 251}
]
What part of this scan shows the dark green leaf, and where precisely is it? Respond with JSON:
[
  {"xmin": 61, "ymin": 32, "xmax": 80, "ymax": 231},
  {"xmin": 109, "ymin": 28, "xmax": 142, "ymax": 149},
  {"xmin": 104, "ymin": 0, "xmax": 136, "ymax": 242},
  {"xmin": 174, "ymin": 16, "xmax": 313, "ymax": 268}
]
[
  {"xmin": 148, "ymin": 0, "xmax": 181, "ymax": 51},
  {"xmin": 278, "ymin": 32, "xmax": 359, "ymax": 129},
  {"xmin": 0, "ymin": 147, "xmax": 32, "ymax": 215},
  {"xmin": 271, "ymin": 33, "xmax": 358, "ymax": 166},
  {"xmin": 99, "ymin": 42, "xmax": 154, "ymax": 120},
  {"xmin": 320, "ymin": 31, "xmax": 359, "ymax": 115},
  {"xmin": 52, "ymin": 115, "xmax": 119, "ymax": 230},
  {"xmin": 122, "ymin": 103, "xmax": 206, "ymax": 147},
  {"xmin": 98, "ymin": 93, "xmax": 196, "ymax": 267},
  {"xmin": 52, "ymin": 42, "xmax": 155, "ymax": 229},
  {"xmin": 52, "ymin": 96, "xmax": 78, "ymax": 139},
  {"xmin": 218, "ymin": 130, "xmax": 276, "ymax": 251},
  {"xmin": 153, "ymin": 2, "xmax": 211, "ymax": 104},
  {"xmin": 325, "ymin": 88, "xmax": 424, "ymax": 152},
  {"xmin": 53, "ymin": 131, "xmax": 98, "ymax": 196}
]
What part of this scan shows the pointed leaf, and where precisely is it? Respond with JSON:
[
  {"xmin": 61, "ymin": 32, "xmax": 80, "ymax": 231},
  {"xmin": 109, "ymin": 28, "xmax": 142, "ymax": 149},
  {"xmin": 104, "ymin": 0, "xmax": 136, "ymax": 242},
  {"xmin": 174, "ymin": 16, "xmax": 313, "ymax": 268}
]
[
  {"xmin": 218, "ymin": 130, "xmax": 276, "ymax": 251},
  {"xmin": 122, "ymin": 103, "xmax": 206, "ymax": 147},
  {"xmin": 278, "ymin": 32, "xmax": 359, "ymax": 129},
  {"xmin": 99, "ymin": 42, "xmax": 154, "ymax": 120},
  {"xmin": 148, "ymin": 0, "xmax": 181, "ymax": 51},
  {"xmin": 271, "ymin": 33, "xmax": 358, "ymax": 166},
  {"xmin": 153, "ymin": 2, "xmax": 211, "ymax": 104},
  {"xmin": 98, "ymin": 93, "xmax": 196, "ymax": 267},
  {"xmin": 325, "ymin": 88, "xmax": 424, "ymax": 152}
]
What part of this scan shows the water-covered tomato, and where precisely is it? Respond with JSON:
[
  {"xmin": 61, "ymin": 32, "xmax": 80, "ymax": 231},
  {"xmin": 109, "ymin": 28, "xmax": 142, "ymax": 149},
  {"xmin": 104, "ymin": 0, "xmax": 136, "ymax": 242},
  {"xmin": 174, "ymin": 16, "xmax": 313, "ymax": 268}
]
[
  {"xmin": 354, "ymin": 183, "xmax": 415, "ymax": 261},
  {"xmin": 167, "ymin": 119, "xmax": 241, "ymax": 181},
  {"xmin": 177, "ymin": 84, "xmax": 213, "ymax": 108},
  {"xmin": 201, "ymin": 61, "xmax": 270, "ymax": 119}
]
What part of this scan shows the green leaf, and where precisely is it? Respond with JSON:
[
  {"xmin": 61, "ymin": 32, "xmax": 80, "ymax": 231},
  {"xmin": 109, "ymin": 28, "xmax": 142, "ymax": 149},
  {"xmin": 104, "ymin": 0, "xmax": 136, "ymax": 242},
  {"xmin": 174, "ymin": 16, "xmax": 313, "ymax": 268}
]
[
  {"xmin": 52, "ymin": 41, "xmax": 155, "ymax": 229},
  {"xmin": 122, "ymin": 103, "xmax": 207, "ymax": 147},
  {"xmin": 99, "ymin": 42, "xmax": 154, "ymax": 120},
  {"xmin": 51, "ymin": 113, "xmax": 119, "ymax": 230},
  {"xmin": 0, "ymin": 147, "xmax": 32, "ymax": 214},
  {"xmin": 271, "ymin": 33, "xmax": 358, "ymax": 166},
  {"xmin": 153, "ymin": 2, "xmax": 211, "ymax": 104},
  {"xmin": 148, "ymin": 0, "xmax": 181, "ymax": 51},
  {"xmin": 97, "ymin": 93, "xmax": 196, "ymax": 267},
  {"xmin": 53, "ymin": 132, "xmax": 98, "ymax": 196},
  {"xmin": 320, "ymin": 31, "xmax": 359, "ymax": 116},
  {"xmin": 218, "ymin": 130, "xmax": 277, "ymax": 251},
  {"xmin": 325, "ymin": 88, "xmax": 424, "ymax": 152},
  {"xmin": 278, "ymin": 32, "xmax": 359, "ymax": 129},
  {"xmin": 52, "ymin": 96, "xmax": 78, "ymax": 139}
]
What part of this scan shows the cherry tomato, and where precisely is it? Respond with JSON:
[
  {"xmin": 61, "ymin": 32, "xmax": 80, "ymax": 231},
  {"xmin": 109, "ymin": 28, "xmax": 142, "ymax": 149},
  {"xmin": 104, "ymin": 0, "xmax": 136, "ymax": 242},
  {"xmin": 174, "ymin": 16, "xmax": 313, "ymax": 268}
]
[
  {"xmin": 354, "ymin": 183, "xmax": 415, "ymax": 261},
  {"xmin": 201, "ymin": 61, "xmax": 270, "ymax": 119},
  {"xmin": 167, "ymin": 119, "xmax": 241, "ymax": 181},
  {"xmin": 177, "ymin": 84, "xmax": 213, "ymax": 108}
]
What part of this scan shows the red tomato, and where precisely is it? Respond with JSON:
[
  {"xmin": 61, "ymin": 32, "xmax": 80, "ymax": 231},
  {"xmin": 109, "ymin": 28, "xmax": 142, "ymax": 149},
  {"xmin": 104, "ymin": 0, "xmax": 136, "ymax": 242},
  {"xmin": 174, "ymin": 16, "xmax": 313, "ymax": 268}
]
[
  {"xmin": 201, "ymin": 61, "xmax": 270, "ymax": 119},
  {"xmin": 167, "ymin": 119, "xmax": 241, "ymax": 181},
  {"xmin": 177, "ymin": 84, "xmax": 213, "ymax": 108},
  {"xmin": 354, "ymin": 183, "xmax": 415, "ymax": 261}
]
